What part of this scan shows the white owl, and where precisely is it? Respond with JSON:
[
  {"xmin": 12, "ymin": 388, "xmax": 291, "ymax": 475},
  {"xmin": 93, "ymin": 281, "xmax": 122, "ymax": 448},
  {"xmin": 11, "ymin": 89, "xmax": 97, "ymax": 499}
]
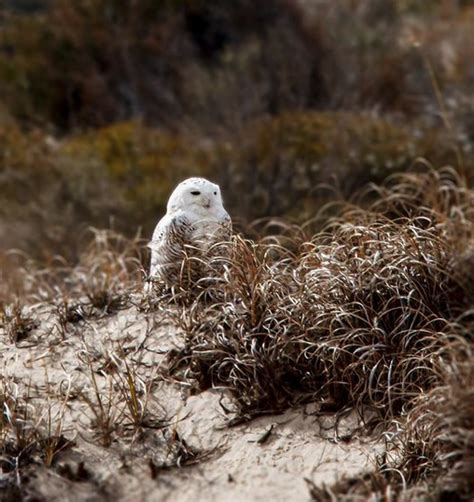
[{"xmin": 147, "ymin": 177, "xmax": 232, "ymax": 285}]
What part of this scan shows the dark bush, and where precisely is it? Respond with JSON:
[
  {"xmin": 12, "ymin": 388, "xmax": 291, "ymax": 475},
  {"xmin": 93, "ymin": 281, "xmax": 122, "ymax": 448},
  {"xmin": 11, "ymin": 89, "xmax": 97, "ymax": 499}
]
[{"xmin": 0, "ymin": 0, "xmax": 324, "ymax": 131}]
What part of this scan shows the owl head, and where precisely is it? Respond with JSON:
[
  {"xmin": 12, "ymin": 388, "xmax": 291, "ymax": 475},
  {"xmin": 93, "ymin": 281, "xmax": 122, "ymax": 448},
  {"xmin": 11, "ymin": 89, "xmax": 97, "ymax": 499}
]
[{"xmin": 167, "ymin": 177, "xmax": 226, "ymax": 216}]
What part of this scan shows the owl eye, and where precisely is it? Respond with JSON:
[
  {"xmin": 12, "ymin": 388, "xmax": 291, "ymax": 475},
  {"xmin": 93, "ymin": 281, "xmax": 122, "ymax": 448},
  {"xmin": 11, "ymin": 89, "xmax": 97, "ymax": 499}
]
[
  {"xmin": 213, "ymin": 191, "xmax": 217, "ymax": 195},
  {"xmin": 190, "ymin": 191, "xmax": 201, "ymax": 196}
]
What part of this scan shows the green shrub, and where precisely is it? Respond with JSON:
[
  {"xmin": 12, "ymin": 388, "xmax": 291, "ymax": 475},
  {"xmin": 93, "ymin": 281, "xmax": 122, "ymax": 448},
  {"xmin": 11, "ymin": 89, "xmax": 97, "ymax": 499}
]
[{"xmin": 215, "ymin": 111, "xmax": 464, "ymax": 222}]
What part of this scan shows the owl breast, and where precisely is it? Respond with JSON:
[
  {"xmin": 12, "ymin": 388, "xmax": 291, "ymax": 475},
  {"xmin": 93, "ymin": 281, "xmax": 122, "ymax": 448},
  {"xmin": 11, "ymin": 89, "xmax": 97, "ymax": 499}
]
[{"xmin": 191, "ymin": 219, "xmax": 224, "ymax": 240}]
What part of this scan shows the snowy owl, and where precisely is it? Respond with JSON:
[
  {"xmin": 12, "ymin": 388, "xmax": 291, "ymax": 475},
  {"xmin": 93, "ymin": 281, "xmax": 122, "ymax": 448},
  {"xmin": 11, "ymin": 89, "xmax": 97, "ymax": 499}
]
[{"xmin": 147, "ymin": 177, "xmax": 232, "ymax": 285}]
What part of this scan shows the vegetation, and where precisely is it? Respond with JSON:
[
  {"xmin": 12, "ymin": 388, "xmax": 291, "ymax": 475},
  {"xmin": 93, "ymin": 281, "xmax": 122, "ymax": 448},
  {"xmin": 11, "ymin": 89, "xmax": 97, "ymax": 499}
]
[
  {"xmin": 1, "ymin": 167, "xmax": 473, "ymax": 499},
  {"xmin": 1, "ymin": 0, "xmax": 474, "ymax": 500},
  {"xmin": 0, "ymin": 0, "xmax": 474, "ymax": 258}
]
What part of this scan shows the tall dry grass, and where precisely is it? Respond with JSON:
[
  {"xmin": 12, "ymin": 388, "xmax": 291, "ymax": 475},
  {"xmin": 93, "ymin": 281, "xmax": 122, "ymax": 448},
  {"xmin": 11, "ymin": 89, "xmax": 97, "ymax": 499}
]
[{"xmin": 164, "ymin": 169, "xmax": 472, "ymax": 426}]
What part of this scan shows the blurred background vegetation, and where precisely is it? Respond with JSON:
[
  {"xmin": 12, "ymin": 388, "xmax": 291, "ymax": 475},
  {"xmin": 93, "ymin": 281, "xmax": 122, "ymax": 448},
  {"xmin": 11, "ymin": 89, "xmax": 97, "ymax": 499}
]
[{"xmin": 0, "ymin": 0, "xmax": 473, "ymax": 260}]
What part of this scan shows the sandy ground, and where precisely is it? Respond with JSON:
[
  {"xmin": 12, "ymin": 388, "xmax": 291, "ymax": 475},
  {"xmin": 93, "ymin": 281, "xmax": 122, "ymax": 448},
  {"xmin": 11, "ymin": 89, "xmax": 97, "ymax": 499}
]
[{"xmin": 1, "ymin": 301, "xmax": 383, "ymax": 501}]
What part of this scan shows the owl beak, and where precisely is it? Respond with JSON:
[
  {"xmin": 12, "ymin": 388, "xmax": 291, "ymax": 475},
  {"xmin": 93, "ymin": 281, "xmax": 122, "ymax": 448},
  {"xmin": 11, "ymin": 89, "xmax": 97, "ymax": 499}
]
[{"xmin": 203, "ymin": 197, "xmax": 211, "ymax": 209}]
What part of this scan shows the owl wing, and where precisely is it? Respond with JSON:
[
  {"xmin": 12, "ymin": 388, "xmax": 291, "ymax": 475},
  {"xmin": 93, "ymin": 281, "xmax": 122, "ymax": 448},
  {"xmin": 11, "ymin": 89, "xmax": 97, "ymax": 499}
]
[
  {"xmin": 148, "ymin": 213, "xmax": 194, "ymax": 279},
  {"xmin": 217, "ymin": 211, "xmax": 232, "ymax": 240}
]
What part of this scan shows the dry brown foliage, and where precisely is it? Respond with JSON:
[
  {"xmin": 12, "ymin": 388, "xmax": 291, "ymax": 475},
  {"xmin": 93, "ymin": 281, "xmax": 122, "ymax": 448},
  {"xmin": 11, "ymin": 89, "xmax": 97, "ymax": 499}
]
[{"xmin": 166, "ymin": 169, "xmax": 472, "ymax": 422}]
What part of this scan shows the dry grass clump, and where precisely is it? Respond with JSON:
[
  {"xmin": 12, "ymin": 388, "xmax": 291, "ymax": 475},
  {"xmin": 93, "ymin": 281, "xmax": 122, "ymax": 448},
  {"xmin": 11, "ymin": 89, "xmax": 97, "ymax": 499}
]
[
  {"xmin": 391, "ymin": 358, "xmax": 474, "ymax": 499},
  {"xmin": 42, "ymin": 229, "xmax": 142, "ymax": 304},
  {"xmin": 167, "ymin": 169, "xmax": 473, "ymax": 423},
  {"xmin": 367, "ymin": 166, "xmax": 474, "ymax": 218},
  {"xmin": 306, "ymin": 354, "xmax": 474, "ymax": 501},
  {"xmin": 0, "ymin": 376, "xmax": 74, "ymax": 498},
  {"xmin": 0, "ymin": 302, "xmax": 39, "ymax": 344},
  {"xmin": 305, "ymin": 469, "xmax": 406, "ymax": 502},
  {"xmin": 1, "ymin": 229, "xmax": 147, "ymax": 338},
  {"xmin": 55, "ymin": 229, "xmax": 146, "ymax": 314},
  {"xmin": 77, "ymin": 340, "xmax": 166, "ymax": 447}
]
